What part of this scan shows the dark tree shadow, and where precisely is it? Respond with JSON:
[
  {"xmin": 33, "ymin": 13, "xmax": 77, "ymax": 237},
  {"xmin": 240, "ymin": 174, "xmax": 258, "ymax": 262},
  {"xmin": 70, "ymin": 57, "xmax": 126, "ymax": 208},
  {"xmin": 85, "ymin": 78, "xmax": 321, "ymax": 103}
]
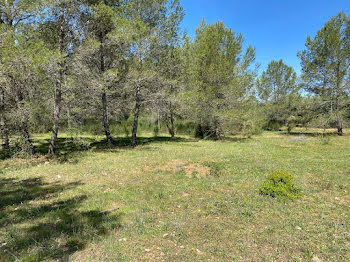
[
  {"xmin": 0, "ymin": 135, "xmax": 248, "ymax": 162},
  {"xmin": 0, "ymin": 177, "xmax": 123, "ymax": 261},
  {"xmin": 222, "ymin": 137, "xmax": 250, "ymax": 143},
  {"xmin": 280, "ymin": 131, "xmax": 340, "ymax": 137},
  {"xmin": 32, "ymin": 136, "xmax": 198, "ymax": 162}
]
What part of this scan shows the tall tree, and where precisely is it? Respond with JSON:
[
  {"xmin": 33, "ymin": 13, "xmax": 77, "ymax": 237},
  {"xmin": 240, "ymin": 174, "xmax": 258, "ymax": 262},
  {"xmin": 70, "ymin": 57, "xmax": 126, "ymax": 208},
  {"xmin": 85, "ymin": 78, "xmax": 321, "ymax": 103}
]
[
  {"xmin": 0, "ymin": 0, "xmax": 45, "ymax": 155},
  {"xmin": 39, "ymin": 0, "xmax": 84, "ymax": 155},
  {"xmin": 298, "ymin": 12, "xmax": 350, "ymax": 136},
  {"xmin": 154, "ymin": 0, "xmax": 184, "ymax": 139},
  {"xmin": 257, "ymin": 59, "xmax": 299, "ymax": 131},
  {"xmin": 73, "ymin": 0, "xmax": 129, "ymax": 145},
  {"xmin": 125, "ymin": 0, "xmax": 180, "ymax": 146},
  {"xmin": 185, "ymin": 20, "xmax": 256, "ymax": 139}
]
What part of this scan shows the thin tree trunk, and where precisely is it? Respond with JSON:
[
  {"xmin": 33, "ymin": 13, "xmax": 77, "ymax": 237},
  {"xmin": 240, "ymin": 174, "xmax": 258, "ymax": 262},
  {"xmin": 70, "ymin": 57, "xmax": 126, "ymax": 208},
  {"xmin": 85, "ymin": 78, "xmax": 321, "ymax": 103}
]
[
  {"xmin": 16, "ymin": 86, "xmax": 35, "ymax": 155},
  {"xmin": 99, "ymin": 35, "xmax": 113, "ymax": 146},
  {"xmin": 131, "ymin": 40, "xmax": 144, "ymax": 148},
  {"xmin": 102, "ymin": 91, "xmax": 113, "ymax": 145},
  {"xmin": 0, "ymin": 117, "xmax": 10, "ymax": 155},
  {"xmin": 49, "ymin": 3, "xmax": 65, "ymax": 155},
  {"xmin": 157, "ymin": 109, "xmax": 160, "ymax": 130},
  {"xmin": 165, "ymin": 103, "xmax": 175, "ymax": 139},
  {"xmin": 21, "ymin": 116, "xmax": 35, "ymax": 155},
  {"xmin": 335, "ymin": 62, "xmax": 343, "ymax": 136},
  {"xmin": 335, "ymin": 96, "xmax": 343, "ymax": 136},
  {"xmin": 0, "ymin": 88, "xmax": 10, "ymax": 155},
  {"xmin": 67, "ymin": 101, "xmax": 71, "ymax": 130},
  {"xmin": 214, "ymin": 119, "xmax": 222, "ymax": 140},
  {"xmin": 131, "ymin": 84, "xmax": 141, "ymax": 147},
  {"xmin": 48, "ymin": 69, "xmax": 63, "ymax": 155},
  {"xmin": 337, "ymin": 118, "xmax": 343, "ymax": 136}
]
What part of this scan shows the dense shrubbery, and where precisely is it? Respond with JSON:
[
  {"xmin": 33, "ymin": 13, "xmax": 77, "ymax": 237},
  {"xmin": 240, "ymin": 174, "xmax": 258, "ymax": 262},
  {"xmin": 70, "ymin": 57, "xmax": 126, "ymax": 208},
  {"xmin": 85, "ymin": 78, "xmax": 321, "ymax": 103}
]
[{"xmin": 259, "ymin": 170, "xmax": 303, "ymax": 200}]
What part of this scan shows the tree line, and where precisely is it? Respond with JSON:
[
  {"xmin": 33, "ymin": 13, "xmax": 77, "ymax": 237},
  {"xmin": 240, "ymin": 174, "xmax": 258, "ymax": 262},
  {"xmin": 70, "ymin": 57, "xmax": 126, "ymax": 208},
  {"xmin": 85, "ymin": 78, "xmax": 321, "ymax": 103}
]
[{"xmin": 0, "ymin": 0, "xmax": 349, "ymax": 157}]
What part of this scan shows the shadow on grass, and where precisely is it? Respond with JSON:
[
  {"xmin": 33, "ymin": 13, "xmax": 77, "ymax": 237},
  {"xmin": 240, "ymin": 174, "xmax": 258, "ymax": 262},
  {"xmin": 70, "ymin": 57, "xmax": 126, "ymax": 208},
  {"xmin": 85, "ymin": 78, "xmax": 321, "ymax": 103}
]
[
  {"xmin": 0, "ymin": 177, "xmax": 123, "ymax": 261},
  {"xmin": 280, "ymin": 131, "xmax": 340, "ymax": 137},
  {"xmin": 222, "ymin": 137, "xmax": 250, "ymax": 143},
  {"xmin": 0, "ymin": 135, "xmax": 247, "ymax": 162},
  {"xmin": 16, "ymin": 136, "xmax": 196, "ymax": 161}
]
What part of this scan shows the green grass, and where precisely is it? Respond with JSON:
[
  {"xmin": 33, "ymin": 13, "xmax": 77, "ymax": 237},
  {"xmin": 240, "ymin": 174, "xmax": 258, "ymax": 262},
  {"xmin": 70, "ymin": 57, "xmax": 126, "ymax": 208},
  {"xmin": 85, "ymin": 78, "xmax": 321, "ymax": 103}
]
[{"xmin": 0, "ymin": 129, "xmax": 349, "ymax": 261}]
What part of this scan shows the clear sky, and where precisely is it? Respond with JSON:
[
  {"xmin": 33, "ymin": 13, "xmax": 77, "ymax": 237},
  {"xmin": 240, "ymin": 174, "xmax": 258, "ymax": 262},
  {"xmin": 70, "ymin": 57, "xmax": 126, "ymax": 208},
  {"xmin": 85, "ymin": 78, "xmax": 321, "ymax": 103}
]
[{"xmin": 180, "ymin": 0, "xmax": 350, "ymax": 74}]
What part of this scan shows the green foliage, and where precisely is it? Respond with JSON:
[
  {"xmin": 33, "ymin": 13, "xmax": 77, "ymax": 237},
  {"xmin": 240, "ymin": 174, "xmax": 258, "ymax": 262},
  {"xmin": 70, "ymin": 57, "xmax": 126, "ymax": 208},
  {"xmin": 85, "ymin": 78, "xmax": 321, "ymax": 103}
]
[
  {"xmin": 259, "ymin": 170, "xmax": 303, "ymax": 200},
  {"xmin": 286, "ymin": 116, "xmax": 297, "ymax": 133},
  {"xmin": 257, "ymin": 59, "xmax": 297, "ymax": 103},
  {"xmin": 241, "ymin": 120, "xmax": 263, "ymax": 138},
  {"xmin": 175, "ymin": 120, "xmax": 196, "ymax": 135},
  {"xmin": 257, "ymin": 60, "xmax": 300, "ymax": 133},
  {"xmin": 298, "ymin": 12, "xmax": 350, "ymax": 135},
  {"xmin": 185, "ymin": 20, "xmax": 256, "ymax": 140},
  {"xmin": 264, "ymin": 120, "xmax": 282, "ymax": 131}
]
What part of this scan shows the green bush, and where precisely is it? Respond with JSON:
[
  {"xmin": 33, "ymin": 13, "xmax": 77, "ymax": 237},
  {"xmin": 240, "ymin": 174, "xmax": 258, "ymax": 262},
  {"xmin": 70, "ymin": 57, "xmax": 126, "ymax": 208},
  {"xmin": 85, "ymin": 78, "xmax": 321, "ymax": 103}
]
[
  {"xmin": 264, "ymin": 120, "xmax": 282, "ymax": 131},
  {"xmin": 241, "ymin": 120, "xmax": 263, "ymax": 138},
  {"xmin": 259, "ymin": 170, "xmax": 302, "ymax": 200},
  {"xmin": 287, "ymin": 116, "xmax": 297, "ymax": 133},
  {"xmin": 175, "ymin": 120, "xmax": 196, "ymax": 135}
]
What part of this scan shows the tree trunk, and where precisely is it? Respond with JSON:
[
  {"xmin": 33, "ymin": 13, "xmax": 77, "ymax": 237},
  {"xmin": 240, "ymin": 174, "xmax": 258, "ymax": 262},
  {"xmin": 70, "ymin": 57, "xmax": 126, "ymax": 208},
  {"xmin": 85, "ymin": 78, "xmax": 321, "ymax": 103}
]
[
  {"xmin": 16, "ymin": 87, "xmax": 35, "ymax": 155},
  {"xmin": 335, "ymin": 61, "xmax": 343, "ymax": 136},
  {"xmin": 0, "ymin": 117, "xmax": 10, "ymax": 155},
  {"xmin": 48, "ymin": 69, "xmax": 63, "ymax": 155},
  {"xmin": 131, "ymin": 84, "xmax": 141, "ymax": 147},
  {"xmin": 67, "ymin": 101, "xmax": 72, "ymax": 130},
  {"xmin": 214, "ymin": 119, "xmax": 222, "ymax": 140},
  {"xmin": 99, "ymin": 34, "xmax": 113, "ymax": 146},
  {"xmin": 337, "ymin": 118, "xmax": 343, "ymax": 136},
  {"xmin": 165, "ymin": 103, "xmax": 175, "ymax": 139},
  {"xmin": 49, "ymin": 3, "xmax": 65, "ymax": 155},
  {"xmin": 0, "ymin": 88, "xmax": 10, "ymax": 155},
  {"xmin": 102, "ymin": 91, "xmax": 113, "ymax": 145},
  {"xmin": 21, "ymin": 116, "xmax": 35, "ymax": 155}
]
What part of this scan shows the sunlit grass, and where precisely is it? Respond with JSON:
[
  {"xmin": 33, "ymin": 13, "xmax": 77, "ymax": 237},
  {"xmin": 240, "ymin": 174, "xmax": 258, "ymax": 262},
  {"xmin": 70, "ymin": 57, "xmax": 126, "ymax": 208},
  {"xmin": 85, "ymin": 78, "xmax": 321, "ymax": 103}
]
[{"xmin": 0, "ymin": 130, "xmax": 349, "ymax": 261}]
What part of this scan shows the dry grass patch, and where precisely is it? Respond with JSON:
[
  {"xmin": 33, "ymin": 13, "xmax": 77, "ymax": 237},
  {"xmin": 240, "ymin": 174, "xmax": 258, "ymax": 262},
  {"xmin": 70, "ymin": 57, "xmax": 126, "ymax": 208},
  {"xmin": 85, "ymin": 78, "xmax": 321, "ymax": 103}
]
[
  {"xmin": 156, "ymin": 159, "xmax": 188, "ymax": 173},
  {"xmin": 184, "ymin": 164, "xmax": 211, "ymax": 178}
]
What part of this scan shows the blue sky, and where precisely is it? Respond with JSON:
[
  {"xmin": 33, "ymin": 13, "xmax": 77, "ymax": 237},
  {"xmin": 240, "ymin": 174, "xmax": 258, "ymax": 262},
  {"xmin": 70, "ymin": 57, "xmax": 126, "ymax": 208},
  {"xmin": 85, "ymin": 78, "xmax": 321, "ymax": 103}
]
[{"xmin": 180, "ymin": 0, "xmax": 350, "ymax": 74}]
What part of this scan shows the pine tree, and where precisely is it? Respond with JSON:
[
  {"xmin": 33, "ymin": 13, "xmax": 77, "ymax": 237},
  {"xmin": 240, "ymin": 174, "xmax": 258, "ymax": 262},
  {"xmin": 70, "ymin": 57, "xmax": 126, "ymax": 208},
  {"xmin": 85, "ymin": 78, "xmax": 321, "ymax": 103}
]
[{"xmin": 298, "ymin": 12, "xmax": 350, "ymax": 136}]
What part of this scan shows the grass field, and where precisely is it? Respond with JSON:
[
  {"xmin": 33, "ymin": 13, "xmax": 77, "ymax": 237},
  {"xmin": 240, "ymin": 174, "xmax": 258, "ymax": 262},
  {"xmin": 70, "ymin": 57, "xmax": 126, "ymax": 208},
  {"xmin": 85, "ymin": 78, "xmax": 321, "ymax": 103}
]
[{"xmin": 0, "ymin": 129, "xmax": 349, "ymax": 261}]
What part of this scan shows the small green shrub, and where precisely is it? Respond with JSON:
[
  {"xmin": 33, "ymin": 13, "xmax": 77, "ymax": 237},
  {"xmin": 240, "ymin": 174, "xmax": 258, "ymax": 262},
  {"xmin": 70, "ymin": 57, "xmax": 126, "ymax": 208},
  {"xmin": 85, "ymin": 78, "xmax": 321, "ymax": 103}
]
[{"xmin": 259, "ymin": 170, "xmax": 302, "ymax": 200}]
